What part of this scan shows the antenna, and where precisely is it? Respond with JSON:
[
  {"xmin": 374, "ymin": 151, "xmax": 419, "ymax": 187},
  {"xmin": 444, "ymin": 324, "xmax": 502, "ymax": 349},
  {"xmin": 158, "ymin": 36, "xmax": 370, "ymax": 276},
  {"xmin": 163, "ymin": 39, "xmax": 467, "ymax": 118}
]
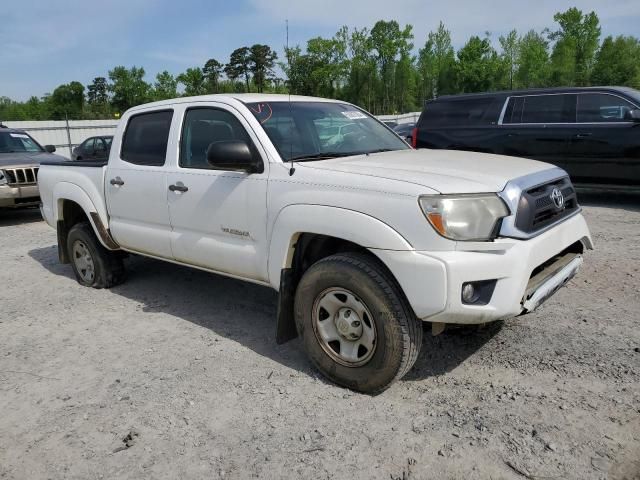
[{"xmin": 287, "ymin": 18, "xmax": 295, "ymax": 176}]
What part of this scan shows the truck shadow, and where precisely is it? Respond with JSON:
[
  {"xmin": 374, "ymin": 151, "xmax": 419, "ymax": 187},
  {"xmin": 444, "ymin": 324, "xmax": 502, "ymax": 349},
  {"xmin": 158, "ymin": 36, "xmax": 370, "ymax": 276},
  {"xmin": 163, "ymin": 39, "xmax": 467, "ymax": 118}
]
[
  {"xmin": 29, "ymin": 245, "xmax": 499, "ymax": 389},
  {"xmin": 0, "ymin": 208, "xmax": 43, "ymax": 227}
]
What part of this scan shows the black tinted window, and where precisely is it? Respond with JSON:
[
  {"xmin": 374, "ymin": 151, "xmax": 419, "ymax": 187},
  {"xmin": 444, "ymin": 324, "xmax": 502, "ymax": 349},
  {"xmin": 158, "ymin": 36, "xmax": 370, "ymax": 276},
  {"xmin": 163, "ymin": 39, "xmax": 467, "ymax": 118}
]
[
  {"xmin": 180, "ymin": 108, "xmax": 255, "ymax": 169},
  {"xmin": 121, "ymin": 110, "xmax": 173, "ymax": 166},
  {"xmin": 577, "ymin": 93, "xmax": 636, "ymax": 122},
  {"xmin": 520, "ymin": 95, "xmax": 574, "ymax": 123},
  {"xmin": 422, "ymin": 98, "xmax": 496, "ymax": 126}
]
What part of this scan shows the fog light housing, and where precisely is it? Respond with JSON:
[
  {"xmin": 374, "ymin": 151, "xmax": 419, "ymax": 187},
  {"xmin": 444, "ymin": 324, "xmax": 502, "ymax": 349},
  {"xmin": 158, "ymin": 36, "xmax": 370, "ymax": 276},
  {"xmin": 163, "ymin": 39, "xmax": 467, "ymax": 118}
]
[
  {"xmin": 462, "ymin": 283, "xmax": 476, "ymax": 303},
  {"xmin": 461, "ymin": 280, "xmax": 498, "ymax": 305}
]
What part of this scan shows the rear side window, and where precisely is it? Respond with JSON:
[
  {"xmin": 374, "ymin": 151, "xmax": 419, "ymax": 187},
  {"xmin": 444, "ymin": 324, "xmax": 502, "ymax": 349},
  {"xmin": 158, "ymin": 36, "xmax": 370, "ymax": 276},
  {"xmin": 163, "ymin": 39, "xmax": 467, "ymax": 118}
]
[
  {"xmin": 421, "ymin": 98, "xmax": 496, "ymax": 127},
  {"xmin": 520, "ymin": 95, "xmax": 574, "ymax": 124},
  {"xmin": 577, "ymin": 93, "xmax": 636, "ymax": 122},
  {"xmin": 121, "ymin": 110, "xmax": 173, "ymax": 166}
]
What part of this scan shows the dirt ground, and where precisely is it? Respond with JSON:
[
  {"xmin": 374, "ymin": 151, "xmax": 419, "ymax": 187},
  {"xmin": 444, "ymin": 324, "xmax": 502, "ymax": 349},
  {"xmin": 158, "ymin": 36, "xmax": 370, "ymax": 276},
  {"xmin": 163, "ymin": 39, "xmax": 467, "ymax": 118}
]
[{"xmin": 0, "ymin": 195, "xmax": 638, "ymax": 480}]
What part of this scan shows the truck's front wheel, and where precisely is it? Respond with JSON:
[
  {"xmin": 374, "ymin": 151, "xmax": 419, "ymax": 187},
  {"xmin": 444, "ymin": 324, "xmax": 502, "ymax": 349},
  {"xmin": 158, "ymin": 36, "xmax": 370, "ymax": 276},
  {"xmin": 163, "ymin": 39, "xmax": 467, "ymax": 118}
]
[
  {"xmin": 67, "ymin": 222, "xmax": 125, "ymax": 288},
  {"xmin": 294, "ymin": 252, "xmax": 422, "ymax": 394}
]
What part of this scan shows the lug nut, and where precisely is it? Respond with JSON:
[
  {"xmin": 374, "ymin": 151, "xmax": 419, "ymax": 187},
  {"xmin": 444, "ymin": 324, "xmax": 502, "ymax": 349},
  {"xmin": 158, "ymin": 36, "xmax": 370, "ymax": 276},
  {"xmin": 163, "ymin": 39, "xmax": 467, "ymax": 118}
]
[
  {"xmin": 352, "ymin": 320, "xmax": 361, "ymax": 327},
  {"xmin": 344, "ymin": 310, "xmax": 351, "ymax": 318}
]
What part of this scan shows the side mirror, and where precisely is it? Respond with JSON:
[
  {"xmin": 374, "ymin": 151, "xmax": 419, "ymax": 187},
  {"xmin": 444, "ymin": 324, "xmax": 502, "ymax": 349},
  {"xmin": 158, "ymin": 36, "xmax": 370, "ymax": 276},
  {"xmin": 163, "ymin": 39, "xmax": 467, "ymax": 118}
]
[
  {"xmin": 206, "ymin": 140, "xmax": 263, "ymax": 173},
  {"xmin": 627, "ymin": 109, "xmax": 640, "ymax": 122},
  {"xmin": 44, "ymin": 145, "xmax": 56, "ymax": 153}
]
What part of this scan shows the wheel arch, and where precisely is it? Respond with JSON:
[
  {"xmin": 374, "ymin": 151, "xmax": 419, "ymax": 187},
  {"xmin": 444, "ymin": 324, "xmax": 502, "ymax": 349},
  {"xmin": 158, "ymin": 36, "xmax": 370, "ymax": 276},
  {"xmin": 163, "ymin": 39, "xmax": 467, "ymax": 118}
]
[
  {"xmin": 53, "ymin": 183, "xmax": 119, "ymax": 262},
  {"xmin": 268, "ymin": 204, "xmax": 412, "ymax": 289}
]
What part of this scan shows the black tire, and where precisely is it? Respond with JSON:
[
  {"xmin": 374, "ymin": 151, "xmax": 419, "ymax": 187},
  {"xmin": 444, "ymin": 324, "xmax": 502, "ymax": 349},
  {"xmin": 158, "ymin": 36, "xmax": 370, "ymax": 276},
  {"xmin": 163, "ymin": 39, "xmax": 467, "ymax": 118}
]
[
  {"xmin": 294, "ymin": 252, "xmax": 422, "ymax": 394},
  {"xmin": 67, "ymin": 222, "xmax": 125, "ymax": 288}
]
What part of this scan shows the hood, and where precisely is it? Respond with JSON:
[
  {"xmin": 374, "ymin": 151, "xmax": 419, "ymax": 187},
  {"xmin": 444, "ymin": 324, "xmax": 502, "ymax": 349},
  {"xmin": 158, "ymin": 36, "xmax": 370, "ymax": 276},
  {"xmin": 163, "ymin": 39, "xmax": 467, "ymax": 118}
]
[
  {"xmin": 301, "ymin": 149, "xmax": 556, "ymax": 194},
  {"xmin": 0, "ymin": 151, "xmax": 66, "ymax": 168}
]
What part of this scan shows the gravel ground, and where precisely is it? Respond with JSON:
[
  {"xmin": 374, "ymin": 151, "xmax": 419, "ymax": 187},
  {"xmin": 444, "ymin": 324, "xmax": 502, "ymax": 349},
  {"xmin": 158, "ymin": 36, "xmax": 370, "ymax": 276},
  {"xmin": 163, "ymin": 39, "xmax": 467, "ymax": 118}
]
[{"xmin": 0, "ymin": 196, "xmax": 638, "ymax": 480}]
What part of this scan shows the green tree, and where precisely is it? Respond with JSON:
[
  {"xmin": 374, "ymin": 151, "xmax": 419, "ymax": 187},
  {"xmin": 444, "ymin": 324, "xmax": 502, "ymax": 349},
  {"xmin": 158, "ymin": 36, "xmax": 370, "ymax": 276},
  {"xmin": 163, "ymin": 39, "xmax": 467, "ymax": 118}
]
[
  {"xmin": 108, "ymin": 66, "xmax": 150, "ymax": 113},
  {"xmin": 203, "ymin": 58, "xmax": 223, "ymax": 93},
  {"xmin": 344, "ymin": 27, "xmax": 377, "ymax": 111},
  {"xmin": 549, "ymin": 37, "xmax": 577, "ymax": 86},
  {"xmin": 177, "ymin": 68, "xmax": 206, "ymax": 96},
  {"xmin": 370, "ymin": 20, "xmax": 413, "ymax": 113},
  {"xmin": 418, "ymin": 21, "xmax": 457, "ymax": 101},
  {"xmin": 550, "ymin": 7, "xmax": 601, "ymax": 85},
  {"xmin": 49, "ymin": 81, "xmax": 85, "ymax": 119},
  {"xmin": 517, "ymin": 30, "xmax": 551, "ymax": 88},
  {"xmin": 87, "ymin": 77, "xmax": 109, "ymax": 106},
  {"xmin": 153, "ymin": 71, "xmax": 178, "ymax": 100},
  {"xmin": 499, "ymin": 30, "xmax": 519, "ymax": 89},
  {"xmin": 225, "ymin": 47, "xmax": 252, "ymax": 92},
  {"xmin": 456, "ymin": 35, "xmax": 500, "ymax": 93},
  {"xmin": 591, "ymin": 35, "xmax": 640, "ymax": 88},
  {"xmin": 249, "ymin": 45, "xmax": 278, "ymax": 93}
]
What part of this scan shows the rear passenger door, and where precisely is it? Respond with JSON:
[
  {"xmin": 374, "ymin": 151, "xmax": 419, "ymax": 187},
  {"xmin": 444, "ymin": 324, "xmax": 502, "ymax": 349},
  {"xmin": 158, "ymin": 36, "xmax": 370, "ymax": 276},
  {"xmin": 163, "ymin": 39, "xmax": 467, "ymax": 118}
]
[
  {"xmin": 499, "ymin": 94, "xmax": 576, "ymax": 169},
  {"xmin": 105, "ymin": 110, "xmax": 175, "ymax": 258},
  {"xmin": 564, "ymin": 92, "xmax": 640, "ymax": 185}
]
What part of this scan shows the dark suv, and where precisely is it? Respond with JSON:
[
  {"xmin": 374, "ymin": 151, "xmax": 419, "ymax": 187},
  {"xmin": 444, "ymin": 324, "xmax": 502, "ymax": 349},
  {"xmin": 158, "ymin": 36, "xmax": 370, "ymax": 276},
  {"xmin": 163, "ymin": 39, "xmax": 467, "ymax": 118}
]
[{"xmin": 413, "ymin": 87, "xmax": 640, "ymax": 190}]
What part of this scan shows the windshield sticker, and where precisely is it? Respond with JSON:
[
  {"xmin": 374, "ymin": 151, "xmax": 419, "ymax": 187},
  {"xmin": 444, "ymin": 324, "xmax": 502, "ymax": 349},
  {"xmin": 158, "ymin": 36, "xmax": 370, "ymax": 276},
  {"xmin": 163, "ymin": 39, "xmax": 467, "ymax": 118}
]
[
  {"xmin": 10, "ymin": 133, "xmax": 29, "ymax": 139},
  {"xmin": 341, "ymin": 111, "xmax": 367, "ymax": 120},
  {"xmin": 249, "ymin": 103, "xmax": 273, "ymax": 124}
]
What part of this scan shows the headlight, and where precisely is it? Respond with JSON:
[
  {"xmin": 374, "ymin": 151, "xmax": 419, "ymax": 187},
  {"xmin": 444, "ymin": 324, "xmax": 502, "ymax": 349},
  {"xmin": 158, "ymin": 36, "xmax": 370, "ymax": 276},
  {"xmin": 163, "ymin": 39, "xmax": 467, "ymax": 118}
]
[{"xmin": 419, "ymin": 194, "xmax": 510, "ymax": 241}]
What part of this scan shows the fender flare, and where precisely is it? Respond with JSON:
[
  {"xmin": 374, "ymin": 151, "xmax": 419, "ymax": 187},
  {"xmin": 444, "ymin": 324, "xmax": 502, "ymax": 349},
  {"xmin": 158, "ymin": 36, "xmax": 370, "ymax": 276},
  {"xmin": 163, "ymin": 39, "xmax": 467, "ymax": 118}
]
[
  {"xmin": 53, "ymin": 182, "xmax": 118, "ymax": 250},
  {"xmin": 267, "ymin": 204, "xmax": 412, "ymax": 289}
]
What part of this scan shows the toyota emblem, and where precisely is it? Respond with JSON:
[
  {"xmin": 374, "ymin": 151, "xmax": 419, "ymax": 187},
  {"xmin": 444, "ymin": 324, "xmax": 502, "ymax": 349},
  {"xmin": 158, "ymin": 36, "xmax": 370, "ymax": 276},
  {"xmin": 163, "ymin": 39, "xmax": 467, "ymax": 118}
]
[{"xmin": 550, "ymin": 188, "xmax": 565, "ymax": 209}]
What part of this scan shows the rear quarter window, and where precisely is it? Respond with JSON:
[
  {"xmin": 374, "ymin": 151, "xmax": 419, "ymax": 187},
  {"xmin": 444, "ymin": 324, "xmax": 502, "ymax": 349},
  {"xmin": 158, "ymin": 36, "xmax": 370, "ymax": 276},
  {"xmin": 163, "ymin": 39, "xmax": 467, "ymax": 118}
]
[
  {"xmin": 421, "ymin": 97, "xmax": 497, "ymax": 127},
  {"xmin": 121, "ymin": 110, "xmax": 173, "ymax": 166}
]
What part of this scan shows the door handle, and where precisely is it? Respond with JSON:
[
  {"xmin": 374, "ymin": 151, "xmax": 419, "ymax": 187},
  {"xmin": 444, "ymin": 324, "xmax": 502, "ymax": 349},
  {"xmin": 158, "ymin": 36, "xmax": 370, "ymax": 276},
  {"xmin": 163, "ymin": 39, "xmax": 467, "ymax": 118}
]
[
  {"xmin": 169, "ymin": 183, "xmax": 189, "ymax": 193},
  {"xmin": 110, "ymin": 177, "xmax": 124, "ymax": 186},
  {"xmin": 575, "ymin": 133, "xmax": 592, "ymax": 139}
]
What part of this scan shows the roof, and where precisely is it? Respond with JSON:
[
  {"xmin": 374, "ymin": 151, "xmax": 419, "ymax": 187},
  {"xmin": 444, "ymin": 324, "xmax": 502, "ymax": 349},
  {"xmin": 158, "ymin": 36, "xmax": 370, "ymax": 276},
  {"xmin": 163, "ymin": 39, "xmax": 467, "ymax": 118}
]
[
  {"xmin": 126, "ymin": 93, "xmax": 347, "ymax": 114},
  {"xmin": 0, "ymin": 126, "xmax": 27, "ymax": 134},
  {"xmin": 433, "ymin": 86, "xmax": 636, "ymax": 101}
]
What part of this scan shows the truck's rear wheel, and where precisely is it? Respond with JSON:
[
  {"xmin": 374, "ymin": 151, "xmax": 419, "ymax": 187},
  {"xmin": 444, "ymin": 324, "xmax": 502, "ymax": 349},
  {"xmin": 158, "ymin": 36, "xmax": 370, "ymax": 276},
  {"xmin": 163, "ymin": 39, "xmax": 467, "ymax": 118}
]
[
  {"xmin": 294, "ymin": 252, "xmax": 422, "ymax": 394},
  {"xmin": 67, "ymin": 222, "xmax": 125, "ymax": 288}
]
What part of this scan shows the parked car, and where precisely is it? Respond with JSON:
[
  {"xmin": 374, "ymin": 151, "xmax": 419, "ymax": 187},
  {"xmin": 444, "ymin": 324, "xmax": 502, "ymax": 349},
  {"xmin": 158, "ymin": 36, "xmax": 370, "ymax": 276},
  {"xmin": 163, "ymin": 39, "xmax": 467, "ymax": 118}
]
[
  {"xmin": 413, "ymin": 87, "xmax": 640, "ymax": 191},
  {"xmin": 38, "ymin": 94, "xmax": 592, "ymax": 393},
  {"xmin": 71, "ymin": 136, "xmax": 113, "ymax": 161},
  {"xmin": 0, "ymin": 126, "xmax": 63, "ymax": 208},
  {"xmin": 393, "ymin": 122, "xmax": 415, "ymax": 142}
]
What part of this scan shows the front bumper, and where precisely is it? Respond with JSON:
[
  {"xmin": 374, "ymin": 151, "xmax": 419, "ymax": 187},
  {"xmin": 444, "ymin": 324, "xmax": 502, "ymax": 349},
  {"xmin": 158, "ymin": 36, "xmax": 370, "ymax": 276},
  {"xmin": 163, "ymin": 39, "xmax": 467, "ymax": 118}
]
[
  {"xmin": 372, "ymin": 212, "xmax": 593, "ymax": 324},
  {"xmin": 0, "ymin": 184, "xmax": 40, "ymax": 207}
]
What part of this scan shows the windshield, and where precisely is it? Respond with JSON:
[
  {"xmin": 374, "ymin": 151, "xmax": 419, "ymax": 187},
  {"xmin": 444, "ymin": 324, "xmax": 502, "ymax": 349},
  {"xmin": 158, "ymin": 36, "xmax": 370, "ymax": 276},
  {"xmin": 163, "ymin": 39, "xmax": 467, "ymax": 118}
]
[
  {"xmin": 0, "ymin": 131, "xmax": 43, "ymax": 153},
  {"xmin": 246, "ymin": 101, "xmax": 410, "ymax": 161}
]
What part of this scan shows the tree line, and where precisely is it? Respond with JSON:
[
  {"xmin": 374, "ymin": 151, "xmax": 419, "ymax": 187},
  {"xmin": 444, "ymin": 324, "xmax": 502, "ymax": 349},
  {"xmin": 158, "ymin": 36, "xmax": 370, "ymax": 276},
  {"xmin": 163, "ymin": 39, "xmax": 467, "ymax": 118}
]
[{"xmin": 1, "ymin": 7, "xmax": 639, "ymax": 121}]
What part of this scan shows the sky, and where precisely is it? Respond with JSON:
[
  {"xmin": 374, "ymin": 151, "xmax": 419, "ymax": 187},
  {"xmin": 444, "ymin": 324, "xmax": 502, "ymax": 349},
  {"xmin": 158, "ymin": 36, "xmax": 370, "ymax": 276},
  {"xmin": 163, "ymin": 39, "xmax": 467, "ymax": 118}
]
[{"xmin": 2, "ymin": 0, "xmax": 639, "ymax": 101}]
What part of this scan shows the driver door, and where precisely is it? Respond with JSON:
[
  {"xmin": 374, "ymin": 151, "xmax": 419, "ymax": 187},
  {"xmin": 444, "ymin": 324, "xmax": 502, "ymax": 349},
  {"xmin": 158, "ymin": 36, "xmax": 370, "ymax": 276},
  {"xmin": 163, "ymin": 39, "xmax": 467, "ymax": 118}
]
[{"xmin": 166, "ymin": 104, "xmax": 269, "ymax": 282}]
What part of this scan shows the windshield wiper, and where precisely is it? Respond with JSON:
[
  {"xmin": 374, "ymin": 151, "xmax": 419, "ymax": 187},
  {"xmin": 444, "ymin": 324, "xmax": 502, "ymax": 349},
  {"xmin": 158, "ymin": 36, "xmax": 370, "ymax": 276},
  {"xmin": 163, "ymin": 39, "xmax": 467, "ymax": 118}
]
[{"xmin": 289, "ymin": 152, "xmax": 354, "ymax": 162}]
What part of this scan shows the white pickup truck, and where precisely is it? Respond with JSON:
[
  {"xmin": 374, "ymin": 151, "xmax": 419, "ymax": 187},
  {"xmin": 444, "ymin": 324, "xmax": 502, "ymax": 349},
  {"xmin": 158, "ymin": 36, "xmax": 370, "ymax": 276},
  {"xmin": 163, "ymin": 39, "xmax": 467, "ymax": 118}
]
[{"xmin": 38, "ymin": 94, "xmax": 593, "ymax": 393}]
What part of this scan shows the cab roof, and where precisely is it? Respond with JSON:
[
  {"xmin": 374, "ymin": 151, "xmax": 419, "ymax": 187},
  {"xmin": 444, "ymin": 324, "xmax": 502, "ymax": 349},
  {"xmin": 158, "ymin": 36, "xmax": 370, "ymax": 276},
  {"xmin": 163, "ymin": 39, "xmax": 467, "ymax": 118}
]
[{"xmin": 127, "ymin": 93, "xmax": 346, "ymax": 114}]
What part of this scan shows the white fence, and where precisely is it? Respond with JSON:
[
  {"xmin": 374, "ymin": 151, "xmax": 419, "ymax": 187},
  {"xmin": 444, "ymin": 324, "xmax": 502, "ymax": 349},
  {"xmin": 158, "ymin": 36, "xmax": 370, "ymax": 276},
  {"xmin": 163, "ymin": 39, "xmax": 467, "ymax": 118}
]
[
  {"xmin": 4, "ymin": 120, "xmax": 118, "ymax": 159},
  {"xmin": 4, "ymin": 112, "xmax": 420, "ymax": 159}
]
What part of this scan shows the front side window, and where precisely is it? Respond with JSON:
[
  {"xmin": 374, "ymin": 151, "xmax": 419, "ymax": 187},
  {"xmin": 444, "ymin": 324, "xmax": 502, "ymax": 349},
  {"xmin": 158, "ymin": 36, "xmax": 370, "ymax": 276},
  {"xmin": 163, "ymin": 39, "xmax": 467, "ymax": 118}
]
[
  {"xmin": 121, "ymin": 110, "xmax": 173, "ymax": 166},
  {"xmin": 246, "ymin": 101, "xmax": 409, "ymax": 162},
  {"xmin": 577, "ymin": 93, "xmax": 637, "ymax": 122},
  {"xmin": 0, "ymin": 132, "xmax": 43, "ymax": 153},
  {"xmin": 520, "ymin": 94, "xmax": 574, "ymax": 124},
  {"xmin": 82, "ymin": 138, "xmax": 95, "ymax": 153},
  {"xmin": 180, "ymin": 108, "xmax": 255, "ymax": 169}
]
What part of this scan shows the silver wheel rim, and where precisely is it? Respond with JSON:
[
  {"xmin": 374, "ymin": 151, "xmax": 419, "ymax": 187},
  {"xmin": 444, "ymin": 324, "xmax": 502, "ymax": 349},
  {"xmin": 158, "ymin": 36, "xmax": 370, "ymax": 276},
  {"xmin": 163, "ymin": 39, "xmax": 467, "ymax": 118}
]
[
  {"xmin": 72, "ymin": 240, "xmax": 95, "ymax": 283},
  {"xmin": 312, "ymin": 287, "xmax": 377, "ymax": 367}
]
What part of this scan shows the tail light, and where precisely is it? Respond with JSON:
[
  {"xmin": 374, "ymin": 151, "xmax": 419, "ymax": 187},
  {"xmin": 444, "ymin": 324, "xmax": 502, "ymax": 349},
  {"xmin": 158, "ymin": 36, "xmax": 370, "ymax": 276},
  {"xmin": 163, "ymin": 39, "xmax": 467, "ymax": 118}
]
[{"xmin": 411, "ymin": 127, "xmax": 418, "ymax": 148}]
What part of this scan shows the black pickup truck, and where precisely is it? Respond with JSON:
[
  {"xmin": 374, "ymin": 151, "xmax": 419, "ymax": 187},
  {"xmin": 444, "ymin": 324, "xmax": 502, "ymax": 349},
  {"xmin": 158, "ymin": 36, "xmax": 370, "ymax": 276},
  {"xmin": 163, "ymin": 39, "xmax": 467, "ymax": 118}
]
[{"xmin": 413, "ymin": 86, "xmax": 640, "ymax": 192}]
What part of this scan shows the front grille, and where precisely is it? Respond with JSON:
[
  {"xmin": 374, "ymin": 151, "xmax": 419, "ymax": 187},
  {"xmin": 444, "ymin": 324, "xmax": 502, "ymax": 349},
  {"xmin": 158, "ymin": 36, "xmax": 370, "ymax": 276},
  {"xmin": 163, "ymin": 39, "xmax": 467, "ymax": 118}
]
[
  {"xmin": 515, "ymin": 177, "xmax": 578, "ymax": 234},
  {"xmin": 2, "ymin": 167, "xmax": 39, "ymax": 185}
]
